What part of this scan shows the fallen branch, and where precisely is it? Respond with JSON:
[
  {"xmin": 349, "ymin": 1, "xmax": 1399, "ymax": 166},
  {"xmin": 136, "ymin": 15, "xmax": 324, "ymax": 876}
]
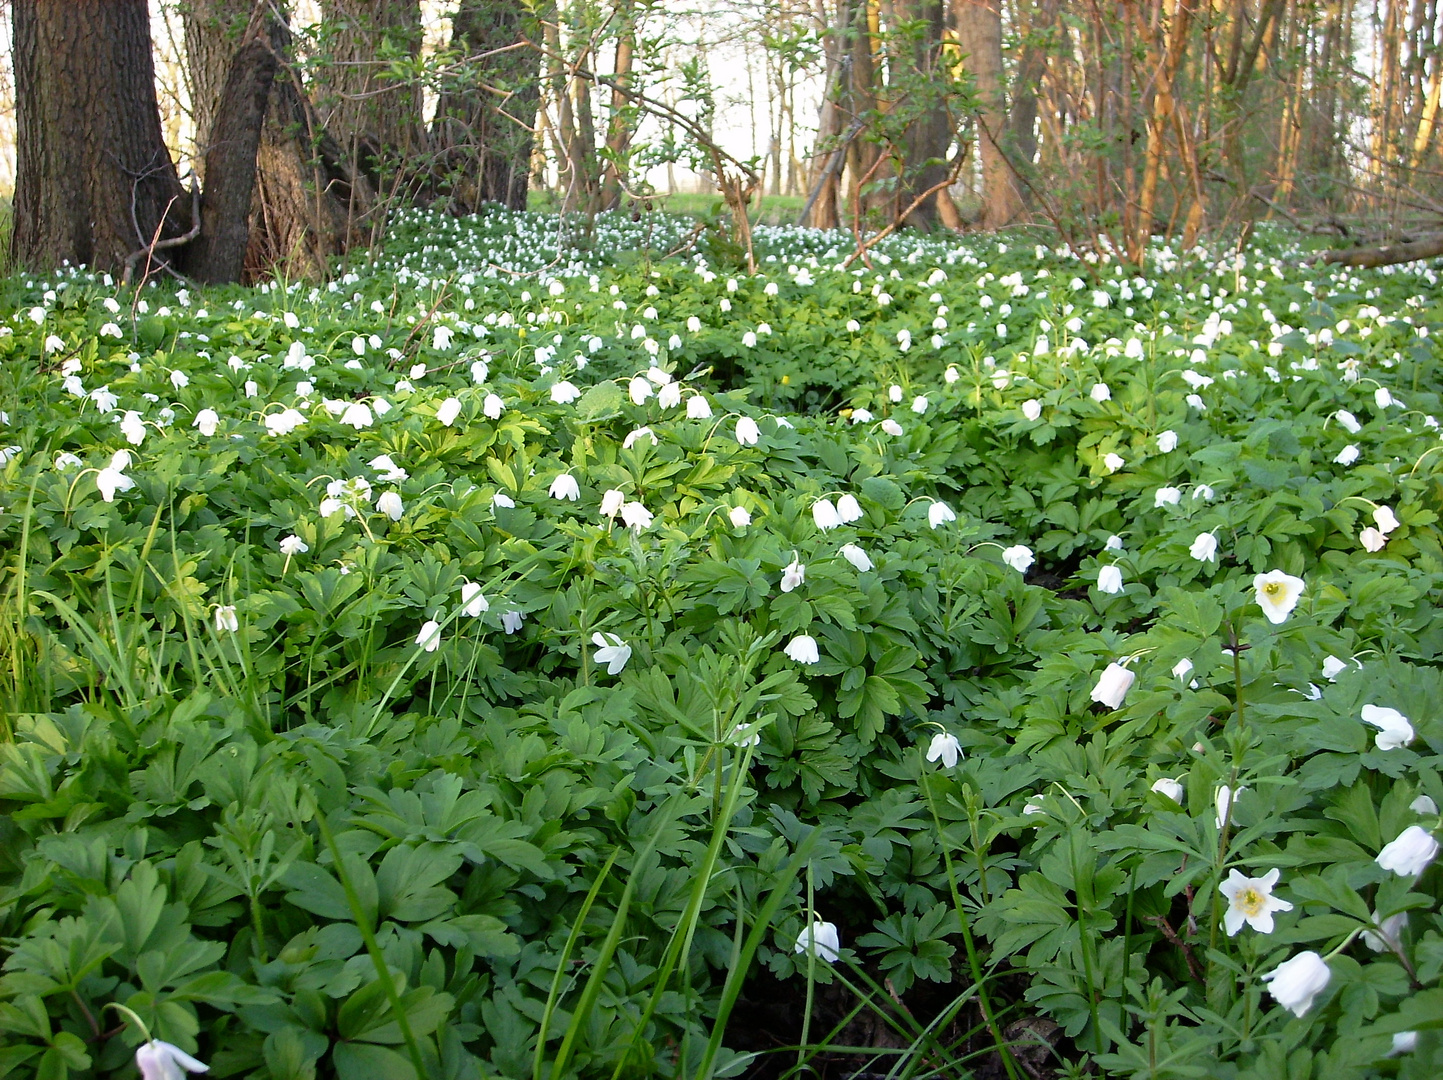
[{"xmin": 1307, "ymin": 233, "xmax": 1443, "ymax": 268}]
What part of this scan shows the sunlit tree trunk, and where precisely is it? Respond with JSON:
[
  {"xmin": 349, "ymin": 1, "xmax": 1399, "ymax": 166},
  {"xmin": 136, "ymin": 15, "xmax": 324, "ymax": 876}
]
[{"xmin": 956, "ymin": 0, "xmax": 1023, "ymax": 228}]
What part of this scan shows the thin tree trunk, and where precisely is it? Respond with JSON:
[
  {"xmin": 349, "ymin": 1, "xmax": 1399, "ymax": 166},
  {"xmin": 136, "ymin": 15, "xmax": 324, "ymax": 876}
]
[{"xmin": 956, "ymin": 0, "xmax": 1024, "ymax": 228}]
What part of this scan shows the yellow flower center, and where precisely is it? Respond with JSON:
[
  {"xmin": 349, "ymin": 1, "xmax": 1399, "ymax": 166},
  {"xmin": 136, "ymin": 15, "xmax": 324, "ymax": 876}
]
[
  {"xmin": 1263, "ymin": 583, "xmax": 1282, "ymax": 598},
  {"xmin": 1235, "ymin": 886, "xmax": 1266, "ymax": 916}
]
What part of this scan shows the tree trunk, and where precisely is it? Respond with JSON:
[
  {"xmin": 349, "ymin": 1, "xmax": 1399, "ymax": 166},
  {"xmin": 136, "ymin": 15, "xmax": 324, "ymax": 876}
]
[
  {"xmin": 11, "ymin": 0, "xmax": 188, "ymax": 274},
  {"xmin": 315, "ymin": 0, "xmax": 426, "ymax": 192},
  {"xmin": 184, "ymin": 0, "xmax": 253, "ymax": 171},
  {"xmin": 956, "ymin": 0, "xmax": 1024, "ymax": 228},
  {"xmin": 187, "ymin": 2, "xmax": 278, "ymax": 283},
  {"xmin": 434, "ymin": 0, "xmax": 541, "ymax": 212},
  {"xmin": 599, "ymin": 1, "xmax": 637, "ymax": 211},
  {"xmin": 894, "ymin": 0, "xmax": 955, "ymax": 231},
  {"xmin": 185, "ymin": 1, "xmax": 374, "ymax": 279}
]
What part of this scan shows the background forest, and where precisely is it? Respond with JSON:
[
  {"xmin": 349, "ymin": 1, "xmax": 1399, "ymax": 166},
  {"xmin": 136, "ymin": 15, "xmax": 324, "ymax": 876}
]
[
  {"xmin": 4, "ymin": 0, "xmax": 1443, "ymax": 279},
  {"xmin": 4, "ymin": 4, "xmax": 1443, "ymax": 1080}
]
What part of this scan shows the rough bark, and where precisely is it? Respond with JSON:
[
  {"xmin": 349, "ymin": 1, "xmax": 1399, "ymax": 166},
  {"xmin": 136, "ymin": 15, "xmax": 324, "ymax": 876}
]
[
  {"xmin": 185, "ymin": 0, "xmax": 254, "ymax": 168},
  {"xmin": 315, "ymin": 0, "xmax": 426, "ymax": 189},
  {"xmin": 11, "ymin": 0, "xmax": 188, "ymax": 274},
  {"xmin": 185, "ymin": 1, "xmax": 374, "ymax": 279},
  {"xmin": 187, "ymin": 3, "xmax": 278, "ymax": 283},
  {"xmin": 432, "ymin": 0, "xmax": 541, "ymax": 212},
  {"xmin": 955, "ymin": 0, "xmax": 1024, "ymax": 228}
]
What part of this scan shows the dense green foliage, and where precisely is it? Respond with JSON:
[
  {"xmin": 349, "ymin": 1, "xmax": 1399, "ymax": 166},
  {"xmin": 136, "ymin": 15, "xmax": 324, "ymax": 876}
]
[{"xmin": 2, "ymin": 209, "xmax": 1442, "ymax": 1079}]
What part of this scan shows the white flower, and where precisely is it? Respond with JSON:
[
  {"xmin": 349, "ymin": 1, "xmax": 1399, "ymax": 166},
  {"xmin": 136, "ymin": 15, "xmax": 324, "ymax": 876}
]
[
  {"xmin": 1219, "ymin": 868, "xmax": 1293, "ymax": 936},
  {"xmin": 1157, "ymin": 430, "xmax": 1179, "ymax": 453},
  {"xmin": 794, "ymin": 919, "xmax": 840, "ymax": 963},
  {"xmin": 728, "ymin": 505, "xmax": 751, "ymax": 528},
  {"xmin": 850, "ymin": 408, "xmax": 872, "ymax": 424},
  {"xmin": 686, "ymin": 395, "xmax": 713, "ymax": 419},
  {"xmin": 1091, "ymin": 662, "xmax": 1135, "ymax": 709},
  {"xmin": 1361, "ymin": 704, "xmax": 1414, "ymax": 750},
  {"xmin": 54, "ymin": 451, "xmax": 83, "ymax": 471},
  {"xmin": 600, "ymin": 489, "xmax": 625, "ymax": 518},
  {"xmin": 1021, "ymin": 399, "xmax": 1042, "ymax": 421},
  {"xmin": 1103, "ymin": 452, "xmax": 1124, "ymax": 473},
  {"xmin": 925, "ymin": 731, "xmax": 962, "ymax": 768},
  {"xmin": 1362, "ymin": 911, "xmax": 1409, "ymax": 953},
  {"xmin": 279, "ymin": 534, "xmax": 308, "ymax": 555},
  {"xmin": 1190, "ymin": 533, "xmax": 1218, "ymax": 562},
  {"xmin": 1411, "ymin": 794, "xmax": 1438, "ymax": 815},
  {"xmin": 1215, "ymin": 784, "xmax": 1243, "ymax": 828},
  {"xmin": 193, "ymin": 408, "xmax": 219, "ymax": 437},
  {"xmin": 1154, "ymin": 487, "xmax": 1181, "ymax": 507},
  {"xmin": 471, "ymin": 359, "xmax": 490, "ymax": 383},
  {"xmin": 376, "ymin": 491, "xmax": 404, "ymax": 520},
  {"xmin": 492, "ymin": 492, "xmax": 516, "ymax": 509},
  {"xmin": 1375, "ymin": 387, "xmax": 1395, "ymax": 408},
  {"xmin": 551, "ymin": 381, "xmax": 581, "ymax": 404},
  {"xmin": 484, "ymin": 393, "xmax": 504, "ymax": 419},
  {"xmin": 1151, "ymin": 777, "xmax": 1184, "ymax": 803},
  {"xmin": 1186, "ymin": 393, "xmax": 1207, "ymax": 411},
  {"xmin": 120, "ymin": 410, "xmax": 147, "ymax": 445},
  {"xmin": 1335, "ymin": 409, "xmax": 1362, "ymax": 433},
  {"xmin": 621, "ymin": 501, "xmax": 653, "ymax": 530},
  {"xmin": 785, "ymin": 635, "xmax": 820, "ymax": 664},
  {"xmin": 1262, "ymin": 952, "xmax": 1331, "ymax": 1017},
  {"xmin": 657, "ymin": 382, "xmax": 682, "ymax": 408},
  {"xmin": 170, "ymin": 369, "xmax": 189, "ymax": 389},
  {"xmin": 95, "ymin": 454, "xmax": 136, "ymax": 502},
  {"xmin": 889, "ymin": 385, "xmax": 903, "ymax": 403},
  {"xmin": 1360, "ymin": 527, "xmax": 1387, "ymax": 552},
  {"xmin": 415, "ymin": 619, "xmax": 442, "ymax": 652},
  {"xmin": 911, "ymin": 395, "xmax": 928, "ymax": 414},
  {"xmin": 1097, "ymin": 564, "xmax": 1124, "ymax": 594},
  {"xmin": 44, "ymin": 333, "xmax": 65, "ymax": 353},
  {"xmin": 1389, "ymin": 1032, "xmax": 1418, "ymax": 1057},
  {"xmin": 835, "ymin": 494, "xmax": 863, "ymax": 523},
  {"xmin": 735, "ymin": 416, "xmax": 761, "ymax": 446},
  {"xmin": 881, "ymin": 418, "xmax": 904, "ymax": 436},
  {"xmin": 1193, "ymin": 484, "xmax": 1215, "ymax": 501},
  {"xmin": 550, "ymin": 473, "xmax": 580, "ymax": 501},
  {"xmin": 928, "ymin": 501, "xmax": 956, "ymax": 529},
  {"xmin": 1172, "ymin": 658, "xmax": 1194, "ymax": 680},
  {"xmin": 591, "ymin": 632, "xmax": 632, "ymax": 675},
  {"xmin": 628, "ymin": 376, "xmax": 653, "ymax": 404},
  {"xmin": 813, "ymin": 499, "xmax": 842, "ymax": 531},
  {"xmin": 732, "ymin": 722, "xmax": 760, "ymax": 748},
  {"xmin": 214, "ymin": 605, "xmax": 239, "ymax": 633},
  {"xmin": 780, "ymin": 557, "xmax": 806, "ymax": 593},
  {"xmin": 840, "ymin": 544, "xmax": 873, "ymax": 572},
  {"xmin": 1377, "ymin": 825, "xmax": 1439, "ymax": 876},
  {"xmin": 1002, "ymin": 545, "xmax": 1034, "ymax": 573},
  {"xmin": 1253, "ymin": 570, "xmax": 1305, "ymax": 624},
  {"xmin": 460, "ymin": 582, "xmax": 489, "ymax": 617},
  {"xmin": 340, "ymin": 402, "xmax": 373, "ymax": 429},
  {"xmin": 433, "ymin": 325, "xmax": 454, "ymax": 350},
  {"xmin": 742, "ymin": 331, "xmax": 757, "ymax": 348},
  {"xmin": 1105, "ymin": 535, "xmax": 1124, "ymax": 552},
  {"xmin": 91, "ymin": 384, "xmax": 119, "ymax": 412},
  {"xmin": 436, "ymin": 397, "xmax": 462, "ymax": 426},
  {"xmin": 1374, "ymin": 505, "xmax": 1400, "ymax": 534},
  {"xmin": 622, "ymin": 426, "xmax": 657, "ymax": 450},
  {"xmin": 135, "ymin": 1039, "xmax": 209, "ymax": 1080},
  {"xmin": 1090, "ymin": 382, "xmax": 1112, "ymax": 402},
  {"xmin": 1334, "ymin": 444, "xmax": 1360, "ymax": 466},
  {"xmin": 369, "ymin": 454, "xmax": 407, "ymax": 482}
]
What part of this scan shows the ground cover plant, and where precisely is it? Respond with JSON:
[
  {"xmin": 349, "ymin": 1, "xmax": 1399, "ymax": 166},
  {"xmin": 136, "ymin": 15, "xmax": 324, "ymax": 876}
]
[{"xmin": 1, "ymin": 209, "xmax": 1442, "ymax": 1080}]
